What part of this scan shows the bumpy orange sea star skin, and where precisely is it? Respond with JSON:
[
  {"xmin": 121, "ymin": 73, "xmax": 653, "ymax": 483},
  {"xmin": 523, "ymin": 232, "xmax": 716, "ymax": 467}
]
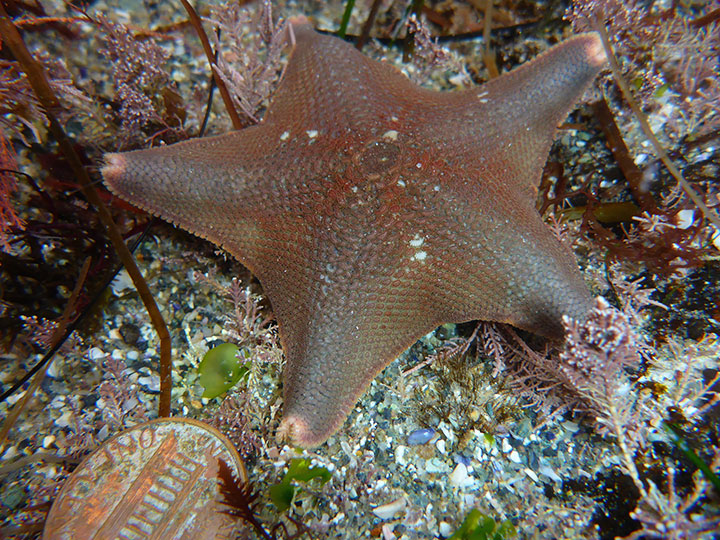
[{"xmin": 102, "ymin": 20, "xmax": 606, "ymax": 448}]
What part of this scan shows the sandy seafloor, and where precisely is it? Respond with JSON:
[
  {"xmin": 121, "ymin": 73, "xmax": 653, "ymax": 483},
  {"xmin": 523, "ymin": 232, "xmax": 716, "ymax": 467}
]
[{"xmin": 1, "ymin": 0, "xmax": 719, "ymax": 539}]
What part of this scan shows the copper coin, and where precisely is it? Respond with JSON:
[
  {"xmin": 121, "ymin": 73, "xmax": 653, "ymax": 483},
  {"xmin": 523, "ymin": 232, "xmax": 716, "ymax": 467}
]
[{"xmin": 44, "ymin": 418, "xmax": 248, "ymax": 540}]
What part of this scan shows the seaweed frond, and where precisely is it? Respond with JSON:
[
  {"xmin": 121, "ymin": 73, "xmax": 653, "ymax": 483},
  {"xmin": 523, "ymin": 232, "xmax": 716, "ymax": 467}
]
[{"xmin": 217, "ymin": 458, "xmax": 314, "ymax": 539}]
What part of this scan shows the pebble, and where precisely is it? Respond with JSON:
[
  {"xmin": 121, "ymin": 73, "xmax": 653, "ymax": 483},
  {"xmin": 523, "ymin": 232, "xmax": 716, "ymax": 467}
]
[
  {"xmin": 372, "ymin": 497, "xmax": 406, "ymax": 520},
  {"xmin": 55, "ymin": 410, "xmax": 74, "ymax": 428},
  {"xmin": 711, "ymin": 228, "xmax": 720, "ymax": 251},
  {"xmin": 88, "ymin": 347, "xmax": 106, "ymax": 361},
  {"xmin": 449, "ymin": 463, "xmax": 468, "ymax": 487},
  {"xmin": 538, "ymin": 464, "xmax": 562, "ymax": 482},
  {"xmin": 395, "ymin": 445, "xmax": 408, "ymax": 465},
  {"xmin": 676, "ymin": 209, "xmax": 694, "ymax": 229},
  {"xmin": 425, "ymin": 458, "xmax": 450, "ymax": 474},
  {"xmin": 435, "ymin": 439, "xmax": 446, "ymax": 454},
  {"xmin": 119, "ymin": 323, "xmax": 141, "ymax": 346},
  {"xmin": 438, "ymin": 421, "xmax": 454, "ymax": 442},
  {"xmin": 407, "ymin": 428, "xmax": 434, "ymax": 445},
  {"xmin": 46, "ymin": 359, "xmax": 61, "ymax": 378},
  {"xmin": 109, "ymin": 328, "xmax": 123, "ymax": 341},
  {"xmin": 438, "ymin": 521, "xmax": 453, "ymax": 537},
  {"xmin": 137, "ymin": 375, "xmax": 159, "ymax": 392},
  {"xmin": 2, "ymin": 446, "xmax": 19, "ymax": 460},
  {"xmin": 110, "ymin": 269, "xmax": 134, "ymax": 293},
  {"xmin": 524, "ymin": 468, "xmax": 540, "ymax": 483},
  {"xmin": 50, "ymin": 396, "xmax": 65, "ymax": 407}
]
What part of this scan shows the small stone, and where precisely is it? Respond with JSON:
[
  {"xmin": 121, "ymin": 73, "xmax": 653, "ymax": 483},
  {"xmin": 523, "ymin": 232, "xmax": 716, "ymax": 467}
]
[
  {"xmin": 50, "ymin": 397, "xmax": 65, "ymax": 408},
  {"xmin": 55, "ymin": 410, "xmax": 74, "ymax": 428},
  {"xmin": 110, "ymin": 269, "xmax": 134, "ymax": 294},
  {"xmin": 449, "ymin": 463, "xmax": 468, "ymax": 487},
  {"xmin": 109, "ymin": 328, "xmax": 123, "ymax": 341},
  {"xmin": 675, "ymin": 209, "xmax": 694, "ymax": 229},
  {"xmin": 712, "ymin": 228, "xmax": 720, "ymax": 251},
  {"xmin": 395, "ymin": 445, "xmax": 408, "ymax": 465},
  {"xmin": 137, "ymin": 374, "xmax": 160, "ymax": 392},
  {"xmin": 119, "ymin": 323, "xmax": 141, "ymax": 346},
  {"xmin": 46, "ymin": 360, "xmax": 61, "ymax": 379},
  {"xmin": 524, "ymin": 468, "xmax": 539, "ymax": 482},
  {"xmin": 439, "ymin": 521, "xmax": 453, "ymax": 537},
  {"xmin": 538, "ymin": 465, "xmax": 562, "ymax": 482},
  {"xmin": 172, "ymin": 69, "xmax": 187, "ymax": 83},
  {"xmin": 0, "ymin": 483, "xmax": 26, "ymax": 510},
  {"xmin": 1, "ymin": 446, "xmax": 19, "ymax": 460},
  {"xmin": 437, "ymin": 422, "xmax": 454, "ymax": 441},
  {"xmin": 407, "ymin": 428, "xmax": 434, "ymax": 445},
  {"xmin": 88, "ymin": 347, "xmax": 106, "ymax": 361},
  {"xmin": 436, "ymin": 439, "xmax": 446, "ymax": 454},
  {"xmin": 372, "ymin": 497, "xmax": 406, "ymax": 520},
  {"xmin": 425, "ymin": 458, "xmax": 450, "ymax": 474}
]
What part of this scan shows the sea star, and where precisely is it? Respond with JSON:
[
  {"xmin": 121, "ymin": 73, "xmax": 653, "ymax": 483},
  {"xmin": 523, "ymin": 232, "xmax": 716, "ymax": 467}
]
[{"xmin": 102, "ymin": 19, "xmax": 606, "ymax": 448}]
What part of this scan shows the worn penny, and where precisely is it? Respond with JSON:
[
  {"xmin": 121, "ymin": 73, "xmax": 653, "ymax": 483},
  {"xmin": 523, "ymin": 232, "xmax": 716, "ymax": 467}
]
[{"xmin": 44, "ymin": 418, "xmax": 247, "ymax": 540}]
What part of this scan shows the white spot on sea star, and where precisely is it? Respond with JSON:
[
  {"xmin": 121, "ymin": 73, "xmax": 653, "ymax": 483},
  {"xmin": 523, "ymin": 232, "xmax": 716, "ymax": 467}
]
[
  {"xmin": 409, "ymin": 234, "xmax": 424, "ymax": 247},
  {"xmin": 306, "ymin": 130, "xmax": 318, "ymax": 138},
  {"xmin": 397, "ymin": 179, "xmax": 406, "ymax": 187},
  {"xmin": 280, "ymin": 131, "xmax": 290, "ymax": 141},
  {"xmin": 382, "ymin": 130, "xmax": 399, "ymax": 140},
  {"xmin": 409, "ymin": 233, "xmax": 428, "ymax": 263}
]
